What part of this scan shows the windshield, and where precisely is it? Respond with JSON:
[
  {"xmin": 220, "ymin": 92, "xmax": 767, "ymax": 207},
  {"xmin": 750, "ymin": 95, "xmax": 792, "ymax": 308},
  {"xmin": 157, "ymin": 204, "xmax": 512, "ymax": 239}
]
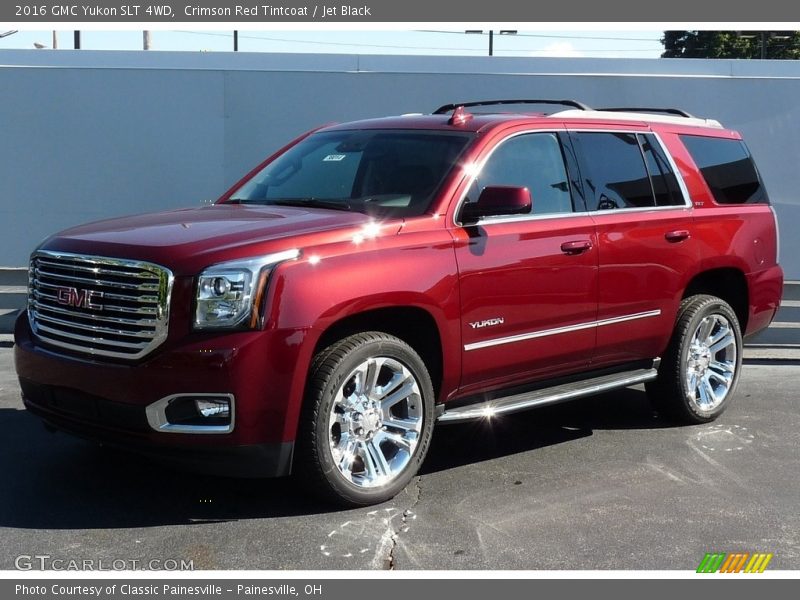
[{"xmin": 227, "ymin": 129, "xmax": 473, "ymax": 218}]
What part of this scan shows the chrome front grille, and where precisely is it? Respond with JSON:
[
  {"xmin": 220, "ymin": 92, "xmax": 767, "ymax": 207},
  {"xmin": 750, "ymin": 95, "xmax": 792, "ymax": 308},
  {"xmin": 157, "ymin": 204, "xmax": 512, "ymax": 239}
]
[{"xmin": 28, "ymin": 251, "xmax": 173, "ymax": 360}]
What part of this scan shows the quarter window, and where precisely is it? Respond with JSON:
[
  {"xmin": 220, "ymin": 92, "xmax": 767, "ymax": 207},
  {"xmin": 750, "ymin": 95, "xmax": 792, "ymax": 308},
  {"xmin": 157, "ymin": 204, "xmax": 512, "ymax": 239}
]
[{"xmin": 680, "ymin": 135, "xmax": 768, "ymax": 204}]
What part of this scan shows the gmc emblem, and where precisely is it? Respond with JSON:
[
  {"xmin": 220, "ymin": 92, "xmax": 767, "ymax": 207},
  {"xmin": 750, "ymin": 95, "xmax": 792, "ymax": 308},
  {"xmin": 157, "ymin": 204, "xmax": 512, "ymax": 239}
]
[{"xmin": 56, "ymin": 287, "xmax": 104, "ymax": 310}]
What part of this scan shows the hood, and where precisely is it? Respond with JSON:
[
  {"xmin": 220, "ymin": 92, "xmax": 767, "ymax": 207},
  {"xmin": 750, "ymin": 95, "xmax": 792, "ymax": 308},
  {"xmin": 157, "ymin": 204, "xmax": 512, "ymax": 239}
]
[{"xmin": 39, "ymin": 204, "xmax": 395, "ymax": 275}]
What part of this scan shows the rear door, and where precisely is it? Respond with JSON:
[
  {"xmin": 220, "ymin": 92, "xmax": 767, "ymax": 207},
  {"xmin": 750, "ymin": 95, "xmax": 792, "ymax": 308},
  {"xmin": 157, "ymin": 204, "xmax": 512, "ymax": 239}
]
[
  {"xmin": 451, "ymin": 129, "xmax": 599, "ymax": 394},
  {"xmin": 568, "ymin": 128, "xmax": 699, "ymax": 366}
]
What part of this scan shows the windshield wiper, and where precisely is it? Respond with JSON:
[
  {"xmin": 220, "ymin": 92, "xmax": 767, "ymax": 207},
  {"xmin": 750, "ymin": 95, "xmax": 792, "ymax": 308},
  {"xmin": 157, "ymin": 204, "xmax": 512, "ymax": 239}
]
[{"xmin": 267, "ymin": 198, "xmax": 353, "ymax": 212}]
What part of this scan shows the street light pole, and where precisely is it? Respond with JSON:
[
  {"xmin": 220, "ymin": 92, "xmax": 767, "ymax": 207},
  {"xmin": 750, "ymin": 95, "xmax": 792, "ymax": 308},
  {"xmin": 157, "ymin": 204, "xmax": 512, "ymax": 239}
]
[{"xmin": 465, "ymin": 29, "xmax": 517, "ymax": 56}]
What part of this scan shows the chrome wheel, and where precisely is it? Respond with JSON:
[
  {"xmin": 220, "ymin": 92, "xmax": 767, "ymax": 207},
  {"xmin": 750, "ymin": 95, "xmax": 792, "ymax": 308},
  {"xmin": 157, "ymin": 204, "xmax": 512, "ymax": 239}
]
[
  {"xmin": 328, "ymin": 357, "xmax": 423, "ymax": 488},
  {"xmin": 647, "ymin": 294, "xmax": 741, "ymax": 424},
  {"xmin": 685, "ymin": 313, "xmax": 737, "ymax": 411}
]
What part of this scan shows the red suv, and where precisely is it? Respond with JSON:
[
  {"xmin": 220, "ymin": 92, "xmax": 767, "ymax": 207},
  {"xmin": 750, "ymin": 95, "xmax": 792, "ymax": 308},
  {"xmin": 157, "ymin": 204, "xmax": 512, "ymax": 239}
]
[{"xmin": 14, "ymin": 100, "xmax": 783, "ymax": 506}]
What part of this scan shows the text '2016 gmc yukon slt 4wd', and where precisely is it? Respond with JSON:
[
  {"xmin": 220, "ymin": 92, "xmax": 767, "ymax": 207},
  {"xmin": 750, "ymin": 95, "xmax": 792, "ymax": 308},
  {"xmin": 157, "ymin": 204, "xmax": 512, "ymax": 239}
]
[{"xmin": 14, "ymin": 100, "xmax": 783, "ymax": 506}]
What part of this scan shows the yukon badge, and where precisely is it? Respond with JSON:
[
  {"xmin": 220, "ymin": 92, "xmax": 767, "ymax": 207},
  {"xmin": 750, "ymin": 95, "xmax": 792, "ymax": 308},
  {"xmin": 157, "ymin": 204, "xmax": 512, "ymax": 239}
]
[{"xmin": 469, "ymin": 317, "xmax": 505, "ymax": 329}]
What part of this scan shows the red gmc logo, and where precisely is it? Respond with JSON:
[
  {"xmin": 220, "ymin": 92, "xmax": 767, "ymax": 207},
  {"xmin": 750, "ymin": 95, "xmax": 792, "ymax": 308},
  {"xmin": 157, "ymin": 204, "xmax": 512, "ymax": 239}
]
[{"xmin": 56, "ymin": 287, "xmax": 104, "ymax": 310}]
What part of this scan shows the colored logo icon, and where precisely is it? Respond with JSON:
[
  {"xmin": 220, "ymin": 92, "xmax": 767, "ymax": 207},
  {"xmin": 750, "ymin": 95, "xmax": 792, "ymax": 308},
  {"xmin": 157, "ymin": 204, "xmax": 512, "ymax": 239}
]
[{"xmin": 697, "ymin": 552, "xmax": 773, "ymax": 573}]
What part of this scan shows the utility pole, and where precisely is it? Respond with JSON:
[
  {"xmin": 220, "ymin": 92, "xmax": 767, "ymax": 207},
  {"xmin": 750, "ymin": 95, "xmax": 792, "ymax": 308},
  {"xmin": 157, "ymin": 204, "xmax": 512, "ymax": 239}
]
[{"xmin": 143, "ymin": 31, "xmax": 151, "ymax": 50}]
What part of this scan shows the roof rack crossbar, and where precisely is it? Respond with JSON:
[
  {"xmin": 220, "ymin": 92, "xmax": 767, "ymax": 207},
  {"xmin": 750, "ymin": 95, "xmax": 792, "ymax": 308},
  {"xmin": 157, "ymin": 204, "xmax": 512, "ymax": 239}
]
[
  {"xmin": 596, "ymin": 107, "xmax": 695, "ymax": 118},
  {"xmin": 433, "ymin": 99, "xmax": 592, "ymax": 115}
]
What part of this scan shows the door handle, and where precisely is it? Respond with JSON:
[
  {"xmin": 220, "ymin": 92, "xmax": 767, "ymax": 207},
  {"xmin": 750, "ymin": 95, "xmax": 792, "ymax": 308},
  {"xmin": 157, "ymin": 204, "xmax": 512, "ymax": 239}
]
[
  {"xmin": 665, "ymin": 230, "xmax": 690, "ymax": 243},
  {"xmin": 560, "ymin": 240, "xmax": 593, "ymax": 255}
]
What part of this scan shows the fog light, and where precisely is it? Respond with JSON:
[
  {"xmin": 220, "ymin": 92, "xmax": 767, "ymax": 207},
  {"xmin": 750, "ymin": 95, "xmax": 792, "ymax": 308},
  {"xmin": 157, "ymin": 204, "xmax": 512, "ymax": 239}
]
[
  {"xmin": 147, "ymin": 393, "xmax": 235, "ymax": 434},
  {"xmin": 195, "ymin": 398, "xmax": 230, "ymax": 418}
]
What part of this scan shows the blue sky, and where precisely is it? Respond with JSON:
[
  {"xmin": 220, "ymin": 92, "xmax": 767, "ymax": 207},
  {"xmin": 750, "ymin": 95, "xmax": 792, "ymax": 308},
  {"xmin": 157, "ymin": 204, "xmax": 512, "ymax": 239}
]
[{"xmin": 0, "ymin": 29, "xmax": 665, "ymax": 58}]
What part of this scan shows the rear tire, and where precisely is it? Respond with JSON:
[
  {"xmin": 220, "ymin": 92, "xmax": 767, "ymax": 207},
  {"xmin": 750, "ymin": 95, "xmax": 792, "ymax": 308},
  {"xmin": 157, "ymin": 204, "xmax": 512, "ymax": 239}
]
[
  {"xmin": 296, "ymin": 332, "xmax": 435, "ymax": 507},
  {"xmin": 646, "ymin": 294, "xmax": 743, "ymax": 424}
]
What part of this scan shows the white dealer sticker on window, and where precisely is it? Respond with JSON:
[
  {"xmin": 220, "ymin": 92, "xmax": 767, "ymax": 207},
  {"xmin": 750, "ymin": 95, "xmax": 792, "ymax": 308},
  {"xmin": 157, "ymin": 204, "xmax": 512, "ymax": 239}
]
[{"xmin": 323, "ymin": 154, "xmax": 347, "ymax": 162}]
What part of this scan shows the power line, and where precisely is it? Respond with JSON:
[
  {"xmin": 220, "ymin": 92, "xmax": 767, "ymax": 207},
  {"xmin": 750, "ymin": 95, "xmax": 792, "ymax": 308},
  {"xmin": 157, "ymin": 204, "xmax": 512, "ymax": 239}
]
[
  {"xmin": 416, "ymin": 29, "xmax": 661, "ymax": 42},
  {"xmin": 495, "ymin": 49, "xmax": 662, "ymax": 53},
  {"xmin": 173, "ymin": 30, "xmax": 661, "ymax": 53},
  {"xmin": 174, "ymin": 30, "xmax": 488, "ymax": 52}
]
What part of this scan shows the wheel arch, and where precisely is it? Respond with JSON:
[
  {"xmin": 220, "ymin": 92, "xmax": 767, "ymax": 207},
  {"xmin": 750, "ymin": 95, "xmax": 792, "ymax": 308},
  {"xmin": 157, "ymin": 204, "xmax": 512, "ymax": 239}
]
[
  {"xmin": 682, "ymin": 267, "xmax": 749, "ymax": 332},
  {"xmin": 311, "ymin": 306, "xmax": 445, "ymax": 401}
]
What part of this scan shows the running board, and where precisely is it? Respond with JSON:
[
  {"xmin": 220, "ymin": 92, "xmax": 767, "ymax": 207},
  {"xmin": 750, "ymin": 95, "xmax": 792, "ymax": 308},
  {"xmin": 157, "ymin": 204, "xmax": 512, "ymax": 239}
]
[{"xmin": 438, "ymin": 365, "xmax": 659, "ymax": 423}]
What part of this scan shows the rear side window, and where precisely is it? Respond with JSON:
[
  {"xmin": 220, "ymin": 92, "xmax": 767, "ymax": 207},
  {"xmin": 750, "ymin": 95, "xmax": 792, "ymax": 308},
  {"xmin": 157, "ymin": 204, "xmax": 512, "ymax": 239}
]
[
  {"xmin": 680, "ymin": 135, "xmax": 768, "ymax": 204},
  {"xmin": 640, "ymin": 134, "xmax": 684, "ymax": 206},
  {"xmin": 571, "ymin": 132, "xmax": 654, "ymax": 210}
]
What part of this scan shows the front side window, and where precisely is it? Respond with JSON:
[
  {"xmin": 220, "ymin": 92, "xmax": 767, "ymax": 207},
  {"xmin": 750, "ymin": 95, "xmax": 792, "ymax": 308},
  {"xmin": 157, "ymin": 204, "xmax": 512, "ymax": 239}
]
[
  {"xmin": 463, "ymin": 132, "xmax": 574, "ymax": 217},
  {"xmin": 229, "ymin": 130, "xmax": 472, "ymax": 218},
  {"xmin": 680, "ymin": 135, "xmax": 768, "ymax": 204}
]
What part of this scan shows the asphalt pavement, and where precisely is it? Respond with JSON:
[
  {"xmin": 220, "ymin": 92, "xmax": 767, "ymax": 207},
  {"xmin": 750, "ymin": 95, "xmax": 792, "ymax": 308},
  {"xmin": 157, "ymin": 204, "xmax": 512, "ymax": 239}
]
[{"xmin": 1, "ymin": 347, "xmax": 798, "ymax": 571}]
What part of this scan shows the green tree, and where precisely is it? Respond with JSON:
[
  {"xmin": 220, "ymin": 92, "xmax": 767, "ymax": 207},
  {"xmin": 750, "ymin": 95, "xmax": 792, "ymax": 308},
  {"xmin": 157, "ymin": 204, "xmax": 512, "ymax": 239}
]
[{"xmin": 662, "ymin": 31, "xmax": 800, "ymax": 59}]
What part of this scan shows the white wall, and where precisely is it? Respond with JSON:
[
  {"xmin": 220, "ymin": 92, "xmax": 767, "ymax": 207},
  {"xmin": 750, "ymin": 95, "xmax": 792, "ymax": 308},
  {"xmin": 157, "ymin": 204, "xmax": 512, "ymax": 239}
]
[{"xmin": 1, "ymin": 50, "xmax": 799, "ymax": 276}]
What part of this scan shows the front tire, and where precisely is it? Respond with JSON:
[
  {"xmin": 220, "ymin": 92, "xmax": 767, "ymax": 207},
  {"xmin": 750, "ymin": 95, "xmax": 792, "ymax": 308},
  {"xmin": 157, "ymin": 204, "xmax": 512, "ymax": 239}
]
[
  {"xmin": 647, "ymin": 294, "xmax": 743, "ymax": 423},
  {"xmin": 296, "ymin": 332, "xmax": 435, "ymax": 507}
]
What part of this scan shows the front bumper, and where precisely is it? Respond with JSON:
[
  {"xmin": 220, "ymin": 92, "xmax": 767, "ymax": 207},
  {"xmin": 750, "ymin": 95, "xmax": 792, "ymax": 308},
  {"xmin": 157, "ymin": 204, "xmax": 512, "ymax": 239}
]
[
  {"xmin": 14, "ymin": 314, "xmax": 308, "ymax": 478},
  {"xmin": 22, "ymin": 386, "xmax": 292, "ymax": 477}
]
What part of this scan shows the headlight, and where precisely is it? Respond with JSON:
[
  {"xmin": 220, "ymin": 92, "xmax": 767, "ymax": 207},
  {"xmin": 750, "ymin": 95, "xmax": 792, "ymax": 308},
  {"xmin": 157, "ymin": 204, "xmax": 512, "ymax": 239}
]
[{"xmin": 194, "ymin": 249, "xmax": 299, "ymax": 330}]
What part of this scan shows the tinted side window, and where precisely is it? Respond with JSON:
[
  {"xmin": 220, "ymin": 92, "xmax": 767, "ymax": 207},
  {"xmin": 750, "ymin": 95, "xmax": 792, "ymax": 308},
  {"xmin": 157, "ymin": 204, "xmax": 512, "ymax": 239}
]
[
  {"xmin": 640, "ymin": 134, "xmax": 684, "ymax": 206},
  {"xmin": 466, "ymin": 132, "xmax": 573, "ymax": 216},
  {"xmin": 680, "ymin": 135, "xmax": 767, "ymax": 204},
  {"xmin": 572, "ymin": 132, "xmax": 654, "ymax": 210}
]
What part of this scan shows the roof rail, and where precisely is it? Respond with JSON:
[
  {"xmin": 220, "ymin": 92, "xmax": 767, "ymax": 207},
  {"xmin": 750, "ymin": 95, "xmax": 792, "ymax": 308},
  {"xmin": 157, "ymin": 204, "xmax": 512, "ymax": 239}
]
[
  {"xmin": 551, "ymin": 109, "xmax": 723, "ymax": 129},
  {"xmin": 433, "ymin": 99, "xmax": 591, "ymax": 115},
  {"xmin": 596, "ymin": 107, "xmax": 695, "ymax": 118}
]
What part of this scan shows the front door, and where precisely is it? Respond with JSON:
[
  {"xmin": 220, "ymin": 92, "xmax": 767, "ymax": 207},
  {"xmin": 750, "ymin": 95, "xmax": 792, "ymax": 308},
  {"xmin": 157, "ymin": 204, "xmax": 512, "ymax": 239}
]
[{"xmin": 452, "ymin": 130, "xmax": 599, "ymax": 394}]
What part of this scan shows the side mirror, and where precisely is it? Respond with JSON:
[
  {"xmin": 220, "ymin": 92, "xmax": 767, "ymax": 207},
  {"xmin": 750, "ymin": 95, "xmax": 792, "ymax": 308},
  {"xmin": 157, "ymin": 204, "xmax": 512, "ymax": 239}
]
[{"xmin": 460, "ymin": 186, "xmax": 532, "ymax": 223}]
